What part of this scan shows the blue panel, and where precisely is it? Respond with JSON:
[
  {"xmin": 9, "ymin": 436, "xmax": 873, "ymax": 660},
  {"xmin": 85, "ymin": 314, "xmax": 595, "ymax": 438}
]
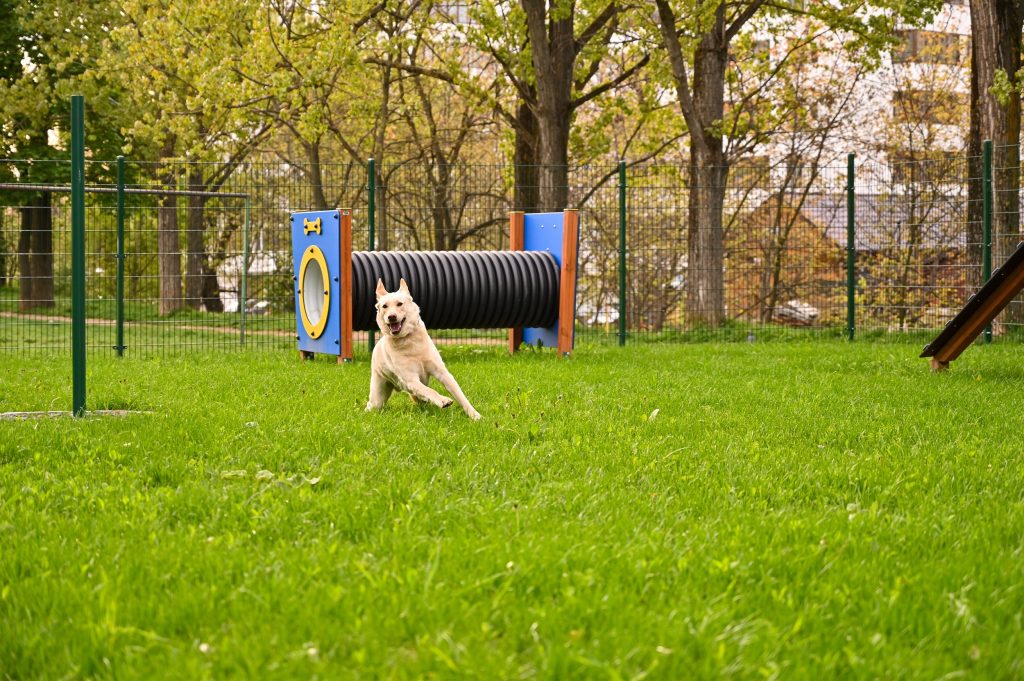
[
  {"xmin": 291, "ymin": 210, "xmax": 342, "ymax": 355},
  {"xmin": 522, "ymin": 212, "xmax": 564, "ymax": 349}
]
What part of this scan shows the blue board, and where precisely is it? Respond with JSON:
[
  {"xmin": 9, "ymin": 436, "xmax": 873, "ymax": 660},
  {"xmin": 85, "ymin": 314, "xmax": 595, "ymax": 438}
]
[
  {"xmin": 522, "ymin": 212, "xmax": 579, "ymax": 349},
  {"xmin": 291, "ymin": 210, "xmax": 342, "ymax": 355}
]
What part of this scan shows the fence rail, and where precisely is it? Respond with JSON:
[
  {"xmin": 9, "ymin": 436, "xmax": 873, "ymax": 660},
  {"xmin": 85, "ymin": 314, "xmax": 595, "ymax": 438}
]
[{"xmin": 2, "ymin": 147, "xmax": 1022, "ymax": 356}]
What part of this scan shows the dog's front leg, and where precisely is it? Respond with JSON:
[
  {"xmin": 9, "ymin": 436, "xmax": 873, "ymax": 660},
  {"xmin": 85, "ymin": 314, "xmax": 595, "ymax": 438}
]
[
  {"xmin": 433, "ymin": 370, "xmax": 481, "ymax": 420},
  {"xmin": 405, "ymin": 379, "xmax": 454, "ymax": 410},
  {"xmin": 366, "ymin": 371, "xmax": 394, "ymax": 411}
]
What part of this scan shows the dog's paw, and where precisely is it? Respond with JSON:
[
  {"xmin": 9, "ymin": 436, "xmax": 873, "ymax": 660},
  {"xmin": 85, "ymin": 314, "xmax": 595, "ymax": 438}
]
[
  {"xmin": 467, "ymin": 409, "xmax": 482, "ymax": 421},
  {"xmin": 439, "ymin": 396, "xmax": 454, "ymax": 409}
]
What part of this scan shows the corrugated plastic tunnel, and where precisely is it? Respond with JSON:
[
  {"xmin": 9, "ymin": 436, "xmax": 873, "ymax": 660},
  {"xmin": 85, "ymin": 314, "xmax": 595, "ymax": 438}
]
[{"xmin": 351, "ymin": 250, "xmax": 560, "ymax": 331}]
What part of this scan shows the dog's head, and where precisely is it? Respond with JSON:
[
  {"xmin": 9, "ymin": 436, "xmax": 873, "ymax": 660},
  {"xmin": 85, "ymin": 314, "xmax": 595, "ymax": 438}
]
[{"xmin": 375, "ymin": 278, "xmax": 421, "ymax": 339}]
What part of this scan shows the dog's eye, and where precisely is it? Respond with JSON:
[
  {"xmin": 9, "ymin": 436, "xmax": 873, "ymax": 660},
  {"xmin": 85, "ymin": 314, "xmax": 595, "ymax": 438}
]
[
  {"xmin": 381, "ymin": 303, "xmax": 388, "ymax": 309},
  {"xmin": 396, "ymin": 302, "xmax": 403, "ymax": 307}
]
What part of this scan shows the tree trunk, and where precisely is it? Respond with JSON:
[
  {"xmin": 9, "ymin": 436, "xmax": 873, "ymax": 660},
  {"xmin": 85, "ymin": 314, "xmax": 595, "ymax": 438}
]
[
  {"xmin": 18, "ymin": 191, "xmax": 54, "ymax": 310},
  {"xmin": 535, "ymin": 112, "xmax": 570, "ymax": 211},
  {"xmin": 29, "ymin": 193, "xmax": 53, "ymax": 308},
  {"xmin": 185, "ymin": 167, "xmax": 207, "ymax": 310},
  {"xmin": 0, "ymin": 215, "xmax": 7, "ymax": 287},
  {"xmin": 654, "ymin": 0, "xmax": 733, "ymax": 327},
  {"xmin": 201, "ymin": 262, "xmax": 223, "ymax": 312},
  {"xmin": 431, "ymin": 160, "xmax": 454, "ymax": 251},
  {"xmin": 158, "ymin": 166, "xmax": 182, "ymax": 316},
  {"xmin": 308, "ymin": 141, "xmax": 329, "ymax": 211},
  {"xmin": 688, "ymin": 149, "xmax": 728, "ymax": 327},
  {"xmin": 368, "ymin": 60, "xmax": 393, "ymax": 252},
  {"xmin": 376, "ymin": 166, "xmax": 389, "ymax": 252},
  {"xmin": 762, "ymin": 190, "xmax": 790, "ymax": 324},
  {"xmin": 967, "ymin": 56, "xmax": 983, "ymax": 289},
  {"xmin": 513, "ymin": 101, "xmax": 540, "ymax": 212},
  {"xmin": 17, "ymin": 214, "xmax": 32, "ymax": 311},
  {"xmin": 970, "ymin": 0, "xmax": 1024, "ymax": 325},
  {"xmin": 522, "ymin": 0, "xmax": 574, "ymax": 211},
  {"xmin": 686, "ymin": 16, "xmax": 729, "ymax": 327}
]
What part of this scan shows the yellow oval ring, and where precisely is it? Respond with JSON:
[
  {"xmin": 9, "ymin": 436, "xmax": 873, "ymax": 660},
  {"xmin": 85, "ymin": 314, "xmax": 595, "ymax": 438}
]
[{"xmin": 298, "ymin": 245, "xmax": 330, "ymax": 339}]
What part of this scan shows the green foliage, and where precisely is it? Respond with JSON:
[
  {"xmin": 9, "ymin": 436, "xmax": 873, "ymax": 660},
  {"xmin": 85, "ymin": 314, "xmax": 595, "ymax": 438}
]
[{"xmin": 1, "ymin": 343, "xmax": 1023, "ymax": 677}]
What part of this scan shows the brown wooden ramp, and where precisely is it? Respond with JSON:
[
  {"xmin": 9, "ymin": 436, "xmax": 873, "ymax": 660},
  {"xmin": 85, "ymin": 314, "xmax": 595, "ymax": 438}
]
[{"xmin": 921, "ymin": 240, "xmax": 1024, "ymax": 371}]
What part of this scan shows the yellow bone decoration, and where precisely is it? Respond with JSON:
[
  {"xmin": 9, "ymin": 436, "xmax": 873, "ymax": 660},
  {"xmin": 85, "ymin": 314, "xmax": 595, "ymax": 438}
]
[{"xmin": 303, "ymin": 217, "xmax": 322, "ymax": 236}]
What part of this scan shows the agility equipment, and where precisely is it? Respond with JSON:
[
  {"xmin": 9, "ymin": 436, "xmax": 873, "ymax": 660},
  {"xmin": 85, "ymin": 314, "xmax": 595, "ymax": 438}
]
[
  {"xmin": 921, "ymin": 240, "xmax": 1024, "ymax": 371},
  {"xmin": 290, "ymin": 209, "xmax": 580, "ymax": 361}
]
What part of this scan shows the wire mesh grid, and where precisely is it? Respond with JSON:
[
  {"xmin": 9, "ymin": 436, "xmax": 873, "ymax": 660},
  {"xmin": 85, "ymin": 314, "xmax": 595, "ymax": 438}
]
[
  {"xmin": 854, "ymin": 153, "xmax": 975, "ymax": 337},
  {"xmin": 1, "ymin": 158, "xmax": 75, "ymax": 353},
  {"xmin": 1, "ymin": 158, "xmax": 368, "ymax": 355},
  {"xmin": 627, "ymin": 161, "xmax": 852, "ymax": 340},
  {"xmin": 0, "ymin": 150, "xmax": 1015, "ymax": 355}
]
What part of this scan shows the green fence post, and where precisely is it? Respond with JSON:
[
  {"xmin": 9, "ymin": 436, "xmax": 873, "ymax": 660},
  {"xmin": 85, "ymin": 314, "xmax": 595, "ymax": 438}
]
[
  {"xmin": 115, "ymin": 155, "xmax": 125, "ymax": 357},
  {"xmin": 983, "ymin": 139, "xmax": 993, "ymax": 343},
  {"xmin": 846, "ymin": 153, "xmax": 855, "ymax": 341},
  {"xmin": 368, "ymin": 158, "xmax": 376, "ymax": 352},
  {"xmin": 240, "ymin": 197, "xmax": 250, "ymax": 346},
  {"xmin": 71, "ymin": 95, "xmax": 86, "ymax": 416},
  {"xmin": 618, "ymin": 160, "xmax": 627, "ymax": 346}
]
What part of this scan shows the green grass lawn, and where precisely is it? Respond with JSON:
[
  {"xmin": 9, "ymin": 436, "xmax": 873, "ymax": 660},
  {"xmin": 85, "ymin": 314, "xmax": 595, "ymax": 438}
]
[{"xmin": 1, "ymin": 341, "xmax": 1023, "ymax": 679}]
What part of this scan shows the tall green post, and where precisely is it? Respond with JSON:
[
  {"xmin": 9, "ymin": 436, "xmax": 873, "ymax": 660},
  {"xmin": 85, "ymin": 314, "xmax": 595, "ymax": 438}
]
[
  {"xmin": 368, "ymin": 158, "xmax": 376, "ymax": 351},
  {"xmin": 617, "ymin": 160, "xmax": 627, "ymax": 346},
  {"xmin": 71, "ymin": 95, "xmax": 86, "ymax": 416},
  {"xmin": 982, "ymin": 140, "xmax": 993, "ymax": 343},
  {"xmin": 846, "ymin": 153, "xmax": 856, "ymax": 341},
  {"xmin": 115, "ymin": 155, "xmax": 125, "ymax": 357}
]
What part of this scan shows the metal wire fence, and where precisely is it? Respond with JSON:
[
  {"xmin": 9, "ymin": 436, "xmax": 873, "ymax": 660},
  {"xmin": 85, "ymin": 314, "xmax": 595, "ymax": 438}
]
[{"xmin": 1, "ymin": 148, "xmax": 1020, "ymax": 356}]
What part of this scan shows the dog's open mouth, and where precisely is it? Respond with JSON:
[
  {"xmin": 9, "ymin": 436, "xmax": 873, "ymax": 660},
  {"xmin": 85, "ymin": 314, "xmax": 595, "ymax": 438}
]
[{"xmin": 388, "ymin": 320, "xmax": 403, "ymax": 335}]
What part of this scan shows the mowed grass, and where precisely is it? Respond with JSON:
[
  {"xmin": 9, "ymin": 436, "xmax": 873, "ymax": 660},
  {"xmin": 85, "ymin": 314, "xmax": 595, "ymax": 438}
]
[{"xmin": 1, "ymin": 341, "xmax": 1023, "ymax": 680}]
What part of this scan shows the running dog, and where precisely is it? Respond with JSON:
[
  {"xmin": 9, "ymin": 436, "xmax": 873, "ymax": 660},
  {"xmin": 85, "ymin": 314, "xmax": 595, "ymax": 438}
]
[{"xmin": 366, "ymin": 278, "xmax": 481, "ymax": 420}]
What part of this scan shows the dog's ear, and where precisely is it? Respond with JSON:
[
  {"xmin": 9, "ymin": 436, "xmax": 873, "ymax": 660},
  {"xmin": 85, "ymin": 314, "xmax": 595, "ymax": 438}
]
[
  {"xmin": 375, "ymin": 279, "xmax": 388, "ymax": 299},
  {"xmin": 398, "ymin": 278, "xmax": 410, "ymax": 294}
]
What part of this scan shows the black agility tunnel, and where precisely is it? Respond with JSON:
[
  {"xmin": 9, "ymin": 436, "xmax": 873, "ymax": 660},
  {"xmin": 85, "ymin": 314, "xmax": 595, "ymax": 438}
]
[{"xmin": 350, "ymin": 250, "xmax": 560, "ymax": 331}]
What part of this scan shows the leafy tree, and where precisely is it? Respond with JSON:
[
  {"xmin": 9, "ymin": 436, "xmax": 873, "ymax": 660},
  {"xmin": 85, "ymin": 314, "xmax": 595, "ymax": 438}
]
[
  {"xmin": 728, "ymin": 26, "xmax": 873, "ymax": 326},
  {"xmin": 0, "ymin": 0, "xmax": 125, "ymax": 309},
  {"xmin": 0, "ymin": 0, "xmax": 20, "ymax": 288},
  {"xmin": 514, "ymin": 0, "xmax": 649, "ymax": 209},
  {"xmin": 384, "ymin": 25, "xmax": 507, "ymax": 250},
  {"xmin": 854, "ymin": 15, "xmax": 969, "ymax": 329},
  {"xmin": 98, "ymin": 0, "xmax": 275, "ymax": 313},
  {"xmin": 418, "ymin": 0, "xmax": 647, "ymax": 210},
  {"xmin": 651, "ymin": 0, "xmax": 943, "ymax": 327}
]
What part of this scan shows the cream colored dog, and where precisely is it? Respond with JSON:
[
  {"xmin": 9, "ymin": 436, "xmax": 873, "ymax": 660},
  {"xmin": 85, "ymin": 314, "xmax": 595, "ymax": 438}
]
[{"xmin": 366, "ymin": 278, "xmax": 481, "ymax": 420}]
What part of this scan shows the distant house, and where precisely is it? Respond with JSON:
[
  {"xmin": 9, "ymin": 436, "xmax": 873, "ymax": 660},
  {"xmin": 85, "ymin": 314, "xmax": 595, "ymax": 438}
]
[
  {"xmin": 728, "ymin": 192, "xmax": 969, "ymax": 325},
  {"xmin": 795, "ymin": 192, "xmax": 966, "ymax": 253}
]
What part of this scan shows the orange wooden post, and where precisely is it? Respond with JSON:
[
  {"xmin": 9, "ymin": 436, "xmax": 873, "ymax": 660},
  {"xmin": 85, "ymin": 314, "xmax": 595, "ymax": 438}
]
[
  {"xmin": 339, "ymin": 209, "xmax": 354, "ymax": 363},
  {"xmin": 557, "ymin": 209, "xmax": 579, "ymax": 357},
  {"xmin": 508, "ymin": 211, "xmax": 525, "ymax": 354}
]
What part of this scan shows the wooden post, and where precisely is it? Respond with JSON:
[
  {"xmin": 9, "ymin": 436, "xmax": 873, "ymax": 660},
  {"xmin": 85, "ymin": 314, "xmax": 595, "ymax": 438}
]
[
  {"xmin": 339, "ymin": 209, "xmax": 354, "ymax": 362},
  {"xmin": 558, "ymin": 209, "xmax": 579, "ymax": 357},
  {"xmin": 508, "ymin": 211, "xmax": 525, "ymax": 354}
]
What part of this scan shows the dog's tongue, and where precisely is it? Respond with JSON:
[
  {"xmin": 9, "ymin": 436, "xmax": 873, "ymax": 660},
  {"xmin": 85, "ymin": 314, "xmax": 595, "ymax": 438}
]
[{"xmin": 389, "ymin": 321, "xmax": 401, "ymax": 334}]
